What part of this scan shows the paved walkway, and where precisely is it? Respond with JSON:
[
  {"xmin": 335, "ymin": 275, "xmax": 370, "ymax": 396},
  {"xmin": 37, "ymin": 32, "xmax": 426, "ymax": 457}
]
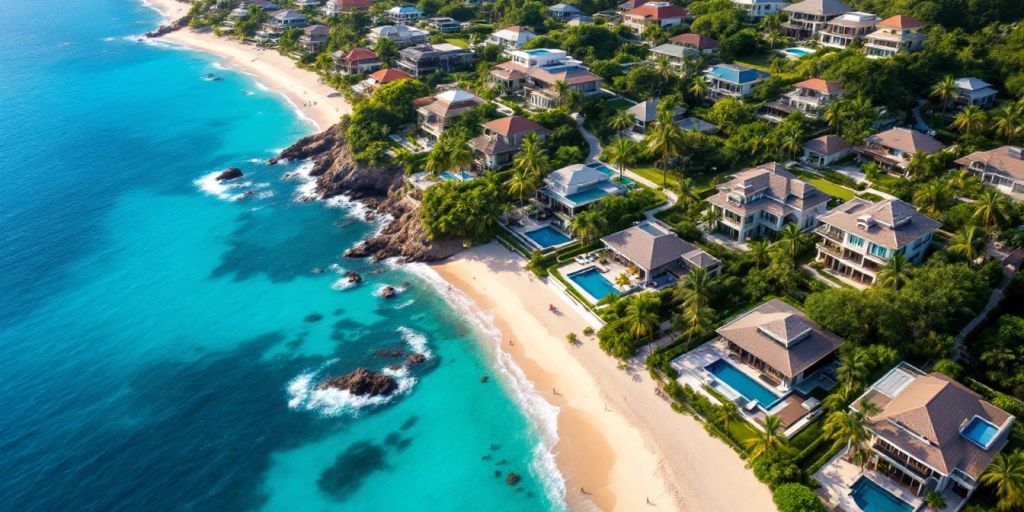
[{"xmin": 954, "ymin": 268, "xmax": 1014, "ymax": 360}]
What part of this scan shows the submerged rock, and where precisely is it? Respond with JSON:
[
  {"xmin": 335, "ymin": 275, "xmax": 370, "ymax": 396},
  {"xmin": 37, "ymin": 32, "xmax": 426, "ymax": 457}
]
[
  {"xmin": 379, "ymin": 286, "xmax": 397, "ymax": 299},
  {"xmin": 304, "ymin": 313, "xmax": 323, "ymax": 323},
  {"xmin": 216, "ymin": 167, "xmax": 244, "ymax": 181},
  {"xmin": 344, "ymin": 271, "xmax": 362, "ymax": 284},
  {"xmin": 318, "ymin": 368, "xmax": 397, "ymax": 397},
  {"xmin": 375, "ymin": 348, "xmax": 404, "ymax": 358},
  {"xmin": 405, "ymin": 353, "xmax": 426, "ymax": 367},
  {"xmin": 480, "ymin": 375, "xmax": 489, "ymax": 383},
  {"xmin": 505, "ymin": 472, "xmax": 521, "ymax": 486}
]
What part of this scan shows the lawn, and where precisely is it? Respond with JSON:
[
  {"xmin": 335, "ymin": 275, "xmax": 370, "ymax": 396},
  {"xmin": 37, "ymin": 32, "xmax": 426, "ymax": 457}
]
[
  {"xmin": 794, "ymin": 171, "xmax": 857, "ymax": 201},
  {"xmin": 607, "ymin": 97, "xmax": 634, "ymax": 111},
  {"xmin": 444, "ymin": 37, "xmax": 469, "ymax": 48},
  {"xmin": 733, "ymin": 50, "xmax": 775, "ymax": 72},
  {"xmin": 628, "ymin": 163, "xmax": 724, "ymax": 191}
]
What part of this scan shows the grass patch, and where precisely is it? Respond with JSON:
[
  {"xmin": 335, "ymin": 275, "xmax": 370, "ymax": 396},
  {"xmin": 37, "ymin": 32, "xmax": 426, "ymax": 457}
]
[
  {"xmin": 607, "ymin": 97, "xmax": 635, "ymax": 110},
  {"xmin": 794, "ymin": 171, "xmax": 856, "ymax": 200},
  {"xmin": 444, "ymin": 37, "xmax": 469, "ymax": 48},
  {"xmin": 733, "ymin": 51, "xmax": 774, "ymax": 72}
]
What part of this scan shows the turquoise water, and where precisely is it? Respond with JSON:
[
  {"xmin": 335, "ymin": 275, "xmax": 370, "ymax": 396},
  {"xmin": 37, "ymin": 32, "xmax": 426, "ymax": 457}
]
[
  {"xmin": 524, "ymin": 226, "xmax": 573, "ymax": 249},
  {"xmin": 567, "ymin": 267, "xmax": 621, "ymax": 301},
  {"xmin": 851, "ymin": 478, "xmax": 914, "ymax": 512},
  {"xmin": 962, "ymin": 417, "xmax": 1000, "ymax": 447},
  {"xmin": 0, "ymin": 1, "xmax": 562, "ymax": 510},
  {"xmin": 706, "ymin": 359, "xmax": 781, "ymax": 409}
]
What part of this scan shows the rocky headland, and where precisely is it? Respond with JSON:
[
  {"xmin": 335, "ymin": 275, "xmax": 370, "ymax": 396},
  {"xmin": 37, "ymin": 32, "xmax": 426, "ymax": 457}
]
[{"xmin": 144, "ymin": 15, "xmax": 191, "ymax": 38}]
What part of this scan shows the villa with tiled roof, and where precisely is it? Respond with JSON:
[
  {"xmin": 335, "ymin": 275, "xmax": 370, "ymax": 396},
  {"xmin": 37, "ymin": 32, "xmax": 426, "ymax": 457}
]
[
  {"xmin": 414, "ymin": 88, "xmax": 484, "ymax": 140},
  {"xmin": 865, "ymin": 15, "xmax": 926, "ymax": 58},
  {"xmin": 623, "ymin": 2, "xmax": 688, "ymax": 34},
  {"xmin": 956, "ymin": 146, "xmax": 1024, "ymax": 198},
  {"xmin": 818, "ymin": 11, "xmax": 880, "ymax": 50},
  {"xmin": 468, "ymin": 116, "xmax": 549, "ymax": 171},
  {"xmin": 489, "ymin": 49, "xmax": 603, "ymax": 109},
  {"xmin": 762, "ymin": 78, "xmax": 844, "ymax": 121},
  {"xmin": 802, "ymin": 135, "xmax": 852, "ymax": 167},
  {"xmin": 855, "ymin": 127, "xmax": 946, "ymax": 176},
  {"xmin": 781, "ymin": 0, "xmax": 853, "ymax": 40},
  {"xmin": 668, "ymin": 33, "xmax": 718, "ymax": 54}
]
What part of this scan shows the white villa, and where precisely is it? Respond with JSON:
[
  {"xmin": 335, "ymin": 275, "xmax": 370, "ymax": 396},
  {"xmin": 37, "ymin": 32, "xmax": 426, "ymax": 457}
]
[
  {"xmin": 802, "ymin": 135, "xmax": 853, "ymax": 167},
  {"xmin": 781, "ymin": 0, "xmax": 853, "ymax": 40},
  {"xmin": 622, "ymin": 1, "xmax": 687, "ymax": 34},
  {"xmin": 762, "ymin": 78, "xmax": 844, "ymax": 121},
  {"xmin": 537, "ymin": 164, "xmax": 625, "ymax": 221},
  {"xmin": 649, "ymin": 43, "xmax": 700, "ymax": 73},
  {"xmin": 486, "ymin": 25, "xmax": 537, "ymax": 51},
  {"xmin": 954, "ymin": 77, "xmax": 998, "ymax": 108},
  {"xmin": 703, "ymin": 63, "xmax": 769, "ymax": 99},
  {"xmin": 865, "ymin": 15, "xmax": 926, "ymax": 58},
  {"xmin": 413, "ymin": 88, "xmax": 484, "ymax": 140},
  {"xmin": 815, "ymin": 198, "xmax": 940, "ymax": 285},
  {"xmin": 706, "ymin": 163, "xmax": 830, "ymax": 241},
  {"xmin": 817, "ymin": 11, "xmax": 880, "ymax": 50},
  {"xmin": 626, "ymin": 99, "xmax": 686, "ymax": 136},
  {"xmin": 368, "ymin": 25, "xmax": 430, "ymax": 48},
  {"xmin": 956, "ymin": 146, "xmax": 1024, "ymax": 198},
  {"xmin": 732, "ymin": 0, "xmax": 787, "ymax": 18},
  {"xmin": 548, "ymin": 2, "xmax": 583, "ymax": 20},
  {"xmin": 386, "ymin": 5, "xmax": 424, "ymax": 24},
  {"xmin": 489, "ymin": 49, "xmax": 603, "ymax": 109}
]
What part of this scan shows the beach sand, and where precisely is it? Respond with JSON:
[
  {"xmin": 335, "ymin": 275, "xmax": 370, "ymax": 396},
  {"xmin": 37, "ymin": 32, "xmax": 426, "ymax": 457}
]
[
  {"xmin": 143, "ymin": 0, "xmax": 350, "ymax": 131},
  {"xmin": 433, "ymin": 243, "xmax": 775, "ymax": 511}
]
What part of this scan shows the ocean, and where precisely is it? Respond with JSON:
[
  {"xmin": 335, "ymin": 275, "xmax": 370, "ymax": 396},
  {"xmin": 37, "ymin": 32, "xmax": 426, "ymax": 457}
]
[{"xmin": 0, "ymin": 1, "xmax": 563, "ymax": 510}]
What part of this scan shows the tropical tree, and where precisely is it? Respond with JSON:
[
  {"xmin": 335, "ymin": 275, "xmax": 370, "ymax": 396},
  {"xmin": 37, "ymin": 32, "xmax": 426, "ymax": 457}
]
[
  {"xmin": 912, "ymin": 180, "xmax": 951, "ymax": 217},
  {"xmin": 424, "ymin": 142, "xmax": 450, "ymax": 176},
  {"xmin": 553, "ymin": 80, "xmax": 572, "ymax": 107},
  {"xmin": 568, "ymin": 210, "xmax": 604, "ymax": 244},
  {"xmin": 505, "ymin": 168, "xmax": 537, "ymax": 204},
  {"xmin": 973, "ymin": 189, "xmax": 1012, "ymax": 232},
  {"xmin": 700, "ymin": 208, "xmax": 721, "ymax": 232},
  {"xmin": 604, "ymin": 136, "xmax": 635, "ymax": 182},
  {"xmin": 948, "ymin": 168, "xmax": 980, "ymax": 199},
  {"xmin": 952, "ymin": 104, "xmax": 988, "ymax": 136},
  {"xmin": 681, "ymin": 301, "xmax": 715, "ymax": 342},
  {"xmin": 713, "ymin": 401, "xmax": 740, "ymax": 430},
  {"xmin": 447, "ymin": 135, "xmax": 474, "ymax": 175},
  {"xmin": 645, "ymin": 110, "xmax": 686, "ymax": 186},
  {"xmin": 609, "ymin": 110, "xmax": 635, "ymax": 137},
  {"xmin": 676, "ymin": 266, "xmax": 713, "ymax": 309},
  {"xmin": 513, "ymin": 132, "xmax": 550, "ymax": 178},
  {"xmin": 822, "ymin": 101, "xmax": 844, "ymax": 135},
  {"xmin": 749, "ymin": 239, "xmax": 771, "ymax": 268},
  {"xmin": 980, "ymin": 451, "xmax": 1024, "ymax": 511},
  {"xmin": 777, "ymin": 223, "xmax": 808, "ymax": 260},
  {"xmin": 992, "ymin": 103, "xmax": 1023, "ymax": 144},
  {"xmin": 930, "ymin": 75, "xmax": 956, "ymax": 118},
  {"xmin": 875, "ymin": 253, "xmax": 911, "ymax": 290},
  {"xmin": 907, "ymin": 151, "xmax": 934, "ymax": 178},
  {"xmin": 624, "ymin": 293, "xmax": 661, "ymax": 344},
  {"xmin": 924, "ymin": 492, "xmax": 947, "ymax": 511},
  {"xmin": 948, "ymin": 225, "xmax": 986, "ymax": 263},
  {"xmin": 823, "ymin": 399, "xmax": 880, "ymax": 466},
  {"xmin": 676, "ymin": 177, "xmax": 700, "ymax": 208},
  {"xmin": 653, "ymin": 56, "xmax": 674, "ymax": 94},
  {"xmin": 689, "ymin": 76, "xmax": 709, "ymax": 101},
  {"xmin": 744, "ymin": 415, "xmax": 786, "ymax": 461}
]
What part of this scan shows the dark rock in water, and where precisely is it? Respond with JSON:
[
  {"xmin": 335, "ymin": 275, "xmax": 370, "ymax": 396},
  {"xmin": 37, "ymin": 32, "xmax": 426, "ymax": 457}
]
[
  {"xmin": 216, "ymin": 167, "xmax": 244, "ymax": 181},
  {"xmin": 387, "ymin": 364, "xmax": 402, "ymax": 371},
  {"xmin": 305, "ymin": 313, "xmax": 324, "ymax": 323},
  {"xmin": 144, "ymin": 15, "xmax": 191, "ymax": 38},
  {"xmin": 505, "ymin": 472, "xmax": 521, "ymax": 486},
  {"xmin": 312, "ymin": 267, "xmax": 325, "ymax": 274},
  {"xmin": 318, "ymin": 368, "xmax": 397, "ymax": 397},
  {"xmin": 380, "ymin": 286, "xmax": 397, "ymax": 299},
  {"xmin": 405, "ymin": 353, "xmax": 426, "ymax": 367},
  {"xmin": 480, "ymin": 375, "xmax": 489, "ymax": 383},
  {"xmin": 494, "ymin": 470, "xmax": 502, "ymax": 478},
  {"xmin": 344, "ymin": 271, "xmax": 362, "ymax": 284},
  {"xmin": 375, "ymin": 348, "xmax": 404, "ymax": 358},
  {"xmin": 239, "ymin": 190, "xmax": 257, "ymax": 199}
]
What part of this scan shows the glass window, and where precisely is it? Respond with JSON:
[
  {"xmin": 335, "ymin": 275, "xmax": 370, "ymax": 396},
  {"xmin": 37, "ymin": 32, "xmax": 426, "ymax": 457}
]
[
  {"xmin": 868, "ymin": 243, "xmax": 888, "ymax": 258},
  {"xmin": 847, "ymin": 234, "xmax": 864, "ymax": 247}
]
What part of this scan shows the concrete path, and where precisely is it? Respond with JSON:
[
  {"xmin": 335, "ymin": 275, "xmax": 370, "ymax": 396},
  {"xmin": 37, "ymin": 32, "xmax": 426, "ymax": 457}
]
[{"xmin": 954, "ymin": 267, "xmax": 1016, "ymax": 361}]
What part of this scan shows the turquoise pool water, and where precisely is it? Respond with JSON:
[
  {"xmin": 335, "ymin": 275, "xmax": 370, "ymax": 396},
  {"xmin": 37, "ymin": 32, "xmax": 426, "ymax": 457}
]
[
  {"xmin": 586, "ymin": 163, "xmax": 636, "ymax": 186},
  {"xmin": 524, "ymin": 226, "xmax": 572, "ymax": 249},
  {"xmin": 962, "ymin": 417, "xmax": 1000, "ymax": 447},
  {"xmin": 782, "ymin": 47, "xmax": 814, "ymax": 56},
  {"xmin": 565, "ymin": 187, "xmax": 614, "ymax": 206},
  {"xmin": 706, "ymin": 359, "xmax": 781, "ymax": 409},
  {"xmin": 439, "ymin": 170, "xmax": 474, "ymax": 182},
  {"xmin": 851, "ymin": 477, "xmax": 914, "ymax": 512},
  {"xmin": 567, "ymin": 267, "xmax": 620, "ymax": 301}
]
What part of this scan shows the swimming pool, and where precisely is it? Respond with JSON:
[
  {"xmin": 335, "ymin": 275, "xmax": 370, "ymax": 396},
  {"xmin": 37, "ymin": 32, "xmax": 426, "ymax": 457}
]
[
  {"xmin": 567, "ymin": 267, "xmax": 621, "ymax": 301},
  {"xmin": 962, "ymin": 416, "xmax": 1000, "ymax": 448},
  {"xmin": 439, "ymin": 170, "xmax": 474, "ymax": 182},
  {"xmin": 706, "ymin": 359, "xmax": 781, "ymax": 409},
  {"xmin": 780, "ymin": 47, "xmax": 815, "ymax": 59},
  {"xmin": 587, "ymin": 162, "xmax": 636, "ymax": 185},
  {"xmin": 524, "ymin": 226, "xmax": 572, "ymax": 249},
  {"xmin": 851, "ymin": 477, "xmax": 914, "ymax": 512}
]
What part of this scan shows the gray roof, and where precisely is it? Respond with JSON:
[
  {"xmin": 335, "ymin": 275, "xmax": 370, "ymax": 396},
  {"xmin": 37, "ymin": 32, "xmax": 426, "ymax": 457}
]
[
  {"xmin": 716, "ymin": 299, "xmax": 843, "ymax": 380},
  {"xmin": 546, "ymin": 164, "xmax": 607, "ymax": 188},
  {"xmin": 783, "ymin": 0, "xmax": 852, "ymax": 15},
  {"xmin": 627, "ymin": 99, "xmax": 685, "ymax": 123},
  {"xmin": 650, "ymin": 43, "xmax": 699, "ymax": 59},
  {"xmin": 678, "ymin": 117, "xmax": 717, "ymax": 133},
  {"xmin": 549, "ymin": 2, "xmax": 582, "ymax": 12},
  {"xmin": 601, "ymin": 221, "xmax": 702, "ymax": 271},
  {"xmin": 818, "ymin": 198, "xmax": 941, "ymax": 250},
  {"xmin": 803, "ymin": 134, "xmax": 851, "ymax": 155},
  {"xmin": 954, "ymin": 77, "xmax": 993, "ymax": 91}
]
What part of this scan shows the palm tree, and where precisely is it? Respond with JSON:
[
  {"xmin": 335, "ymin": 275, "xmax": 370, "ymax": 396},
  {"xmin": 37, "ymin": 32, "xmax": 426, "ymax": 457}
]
[
  {"xmin": 676, "ymin": 177, "xmax": 700, "ymax": 208},
  {"xmin": 777, "ymin": 223, "xmax": 807, "ymax": 260},
  {"xmin": 676, "ymin": 266, "xmax": 712, "ymax": 309},
  {"xmin": 513, "ymin": 132, "xmax": 550, "ymax": 178},
  {"xmin": 424, "ymin": 142, "xmax": 450, "ymax": 177},
  {"xmin": 924, "ymin": 492, "xmax": 947, "ymax": 511},
  {"xmin": 609, "ymin": 110, "xmax": 635, "ymax": 137},
  {"xmin": 714, "ymin": 401, "xmax": 740, "ymax": 430},
  {"xmin": 991, "ymin": 103, "xmax": 1023, "ymax": 144},
  {"xmin": 875, "ymin": 253, "xmax": 911, "ymax": 290},
  {"xmin": 907, "ymin": 151, "xmax": 933, "ymax": 177},
  {"xmin": 912, "ymin": 180, "xmax": 950, "ymax": 217},
  {"xmin": 604, "ymin": 137, "xmax": 635, "ymax": 182},
  {"xmin": 700, "ymin": 208, "xmax": 721, "ymax": 232},
  {"xmin": 743, "ymin": 415, "xmax": 785, "ymax": 461},
  {"xmin": 689, "ymin": 76, "xmax": 709, "ymax": 101},
  {"xmin": 447, "ymin": 135, "xmax": 474, "ymax": 176},
  {"xmin": 749, "ymin": 239, "xmax": 771, "ymax": 268},
  {"xmin": 505, "ymin": 168, "xmax": 537, "ymax": 204},
  {"xmin": 553, "ymin": 80, "xmax": 571, "ymax": 107},
  {"xmin": 645, "ymin": 110, "xmax": 686, "ymax": 186},
  {"xmin": 948, "ymin": 225, "xmax": 986, "ymax": 263},
  {"xmin": 778, "ymin": 125, "xmax": 804, "ymax": 159},
  {"xmin": 654, "ymin": 56, "xmax": 674, "ymax": 94},
  {"xmin": 836, "ymin": 347, "xmax": 871, "ymax": 397},
  {"xmin": 981, "ymin": 451, "xmax": 1024, "ymax": 511},
  {"xmin": 568, "ymin": 210, "xmax": 604, "ymax": 244},
  {"xmin": 974, "ymin": 188, "xmax": 1011, "ymax": 232},
  {"xmin": 948, "ymin": 168, "xmax": 979, "ymax": 199},
  {"xmin": 823, "ymin": 399, "xmax": 880, "ymax": 465},
  {"xmin": 931, "ymin": 75, "xmax": 956, "ymax": 118},
  {"xmin": 822, "ymin": 101, "xmax": 844, "ymax": 135},
  {"xmin": 624, "ymin": 293, "xmax": 661, "ymax": 343},
  {"xmin": 952, "ymin": 104, "xmax": 988, "ymax": 136}
]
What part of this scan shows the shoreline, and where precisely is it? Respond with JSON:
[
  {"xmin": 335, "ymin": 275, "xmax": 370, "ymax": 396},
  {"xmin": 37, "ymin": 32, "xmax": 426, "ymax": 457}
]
[
  {"xmin": 430, "ymin": 243, "xmax": 776, "ymax": 512},
  {"xmin": 142, "ymin": 0, "xmax": 350, "ymax": 132}
]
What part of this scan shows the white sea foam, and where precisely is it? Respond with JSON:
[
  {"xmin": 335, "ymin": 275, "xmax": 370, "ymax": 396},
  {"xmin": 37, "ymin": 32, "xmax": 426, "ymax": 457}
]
[
  {"xmin": 396, "ymin": 326, "xmax": 432, "ymax": 359},
  {"xmin": 400, "ymin": 262, "xmax": 567, "ymax": 508},
  {"xmin": 286, "ymin": 362, "xmax": 416, "ymax": 417},
  {"xmin": 394, "ymin": 299, "xmax": 415, "ymax": 309}
]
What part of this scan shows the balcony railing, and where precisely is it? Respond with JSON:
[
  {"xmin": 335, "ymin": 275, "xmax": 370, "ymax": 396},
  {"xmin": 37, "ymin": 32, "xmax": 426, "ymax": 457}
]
[{"xmin": 815, "ymin": 225, "xmax": 844, "ymax": 243}]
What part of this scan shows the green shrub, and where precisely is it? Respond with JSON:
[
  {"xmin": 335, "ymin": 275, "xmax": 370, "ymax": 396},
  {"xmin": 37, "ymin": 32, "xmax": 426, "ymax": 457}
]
[
  {"xmin": 753, "ymin": 453, "xmax": 804, "ymax": 489},
  {"xmin": 773, "ymin": 483, "xmax": 826, "ymax": 512}
]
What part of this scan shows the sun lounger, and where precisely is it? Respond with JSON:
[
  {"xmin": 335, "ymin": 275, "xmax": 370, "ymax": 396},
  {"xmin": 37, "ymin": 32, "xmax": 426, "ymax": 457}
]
[{"xmin": 744, "ymin": 400, "xmax": 759, "ymax": 412}]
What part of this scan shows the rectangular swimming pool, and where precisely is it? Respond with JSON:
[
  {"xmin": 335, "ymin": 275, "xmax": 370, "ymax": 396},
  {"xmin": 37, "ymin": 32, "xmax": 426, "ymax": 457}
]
[
  {"xmin": 524, "ymin": 226, "xmax": 572, "ymax": 249},
  {"xmin": 567, "ymin": 267, "xmax": 621, "ymax": 301},
  {"xmin": 962, "ymin": 416, "xmax": 1000, "ymax": 448},
  {"xmin": 851, "ymin": 477, "xmax": 914, "ymax": 512},
  {"xmin": 706, "ymin": 359, "xmax": 781, "ymax": 409},
  {"xmin": 587, "ymin": 162, "xmax": 636, "ymax": 185}
]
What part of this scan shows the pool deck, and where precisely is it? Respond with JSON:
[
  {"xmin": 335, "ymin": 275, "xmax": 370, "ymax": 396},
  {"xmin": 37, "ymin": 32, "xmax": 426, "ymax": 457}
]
[
  {"xmin": 559, "ymin": 256, "xmax": 636, "ymax": 302},
  {"xmin": 814, "ymin": 452, "xmax": 941, "ymax": 512},
  {"xmin": 503, "ymin": 217, "xmax": 576, "ymax": 251}
]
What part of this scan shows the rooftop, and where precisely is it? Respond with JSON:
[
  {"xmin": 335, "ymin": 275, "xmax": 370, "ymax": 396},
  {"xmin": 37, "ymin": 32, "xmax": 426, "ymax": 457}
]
[
  {"xmin": 709, "ymin": 162, "xmax": 828, "ymax": 213},
  {"xmin": 601, "ymin": 221, "xmax": 712, "ymax": 271},
  {"xmin": 864, "ymin": 127, "xmax": 945, "ymax": 155},
  {"xmin": 783, "ymin": 0, "xmax": 853, "ymax": 15},
  {"xmin": 705, "ymin": 64, "xmax": 769, "ymax": 84},
  {"xmin": 793, "ymin": 78, "xmax": 844, "ymax": 95},
  {"xmin": 803, "ymin": 134, "xmax": 852, "ymax": 155},
  {"xmin": 955, "ymin": 146, "xmax": 1024, "ymax": 181},
  {"xmin": 481, "ymin": 115, "xmax": 549, "ymax": 137},
  {"xmin": 877, "ymin": 14, "xmax": 923, "ymax": 29},
  {"xmin": 368, "ymin": 68, "xmax": 412, "ymax": 84},
  {"xmin": 626, "ymin": 2, "xmax": 687, "ymax": 20},
  {"xmin": 669, "ymin": 32, "xmax": 718, "ymax": 49},
  {"xmin": 818, "ymin": 198, "xmax": 941, "ymax": 249},
  {"xmin": 627, "ymin": 99, "xmax": 685, "ymax": 123}
]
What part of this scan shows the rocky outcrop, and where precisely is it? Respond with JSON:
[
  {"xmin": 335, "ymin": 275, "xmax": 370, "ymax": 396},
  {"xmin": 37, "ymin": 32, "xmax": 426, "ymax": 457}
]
[
  {"xmin": 145, "ymin": 15, "xmax": 191, "ymax": 38},
  {"xmin": 319, "ymin": 368, "xmax": 397, "ymax": 396},
  {"xmin": 505, "ymin": 472, "xmax": 521, "ymax": 486},
  {"xmin": 405, "ymin": 353, "xmax": 426, "ymax": 366},
  {"xmin": 343, "ymin": 271, "xmax": 362, "ymax": 284},
  {"xmin": 271, "ymin": 125, "xmax": 462, "ymax": 263},
  {"xmin": 379, "ymin": 286, "xmax": 397, "ymax": 299},
  {"xmin": 216, "ymin": 167, "xmax": 244, "ymax": 181}
]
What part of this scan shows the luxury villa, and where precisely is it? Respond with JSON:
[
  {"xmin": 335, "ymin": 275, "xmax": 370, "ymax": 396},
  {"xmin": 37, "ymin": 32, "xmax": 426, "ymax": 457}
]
[
  {"xmin": 353, "ymin": 68, "xmax": 412, "ymax": 95},
  {"xmin": 321, "ymin": 0, "xmax": 371, "ymax": 16},
  {"xmin": 855, "ymin": 127, "xmax": 946, "ymax": 176},
  {"xmin": 334, "ymin": 47, "xmax": 381, "ymax": 75},
  {"xmin": 956, "ymin": 146, "xmax": 1024, "ymax": 198},
  {"xmin": 489, "ymin": 49, "xmax": 603, "ymax": 109},
  {"xmin": 256, "ymin": 9, "xmax": 307, "ymax": 41},
  {"xmin": 537, "ymin": 163, "xmax": 625, "ymax": 222},
  {"xmin": 622, "ymin": 1, "xmax": 688, "ymax": 34},
  {"xmin": 367, "ymin": 24, "xmax": 430, "ymax": 48},
  {"xmin": 802, "ymin": 135, "xmax": 853, "ymax": 167},
  {"xmin": 668, "ymin": 33, "xmax": 718, "ymax": 54},
  {"xmin": 816, "ymin": 363, "xmax": 1014, "ymax": 512},
  {"xmin": 953, "ymin": 77, "xmax": 999, "ymax": 108},
  {"xmin": 706, "ymin": 163, "xmax": 830, "ymax": 242},
  {"xmin": 468, "ymin": 116, "xmax": 549, "ymax": 171},
  {"xmin": 299, "ymin": 24, "xmax": 329, "ymax": 53},
  {"xmin": 762, "ymin": 78, "xmax": 844, "ymax": 121},
  {"xmin": 413, "ymin": 88, "xmax": 485, "ymax": 141},
  {"xmin": 626, "ymin": 99, "xmax": 686, "ymax": 136},
  {"xmin": 386, "ymin": 5, "xmax": 424, "ymax": 24},
  {"xmin": 397, "ymin": 43, "xmax": 474, "ymax": 77},
  {"xmin": 599, "ymin": 221, "xmax": 721, "ymax": 288},
  {"xmin": 781, "ymin": 0, "xmax": 853, "ymax": 40},
  {"xmin": 732, "ymin": 0, "xmax": 788, "ymax": 18},
  {"xmin": 703, "ymin": 64, "xmax": 770, "ymax": 99},
  {"xmin": 649, "ymin": 43, "xmax": 700, "ymax": 73},
  {"xmin": 817, "ymin": 11, "xmax": 880, "ymax": 50},
  {"xmin": 548, "ymin": 2, "xmax": 583, "ymax": 20},
  {"xmin": 815, "ymin": 198, "xmax": 940, "ymax": 285},
  {"xmin": 864, "ymin": 15, "xmax": 926, "ymax": 58},
  {"xmin": 486, "ymin": 25, "xmax": 537, "ymax": 51}
]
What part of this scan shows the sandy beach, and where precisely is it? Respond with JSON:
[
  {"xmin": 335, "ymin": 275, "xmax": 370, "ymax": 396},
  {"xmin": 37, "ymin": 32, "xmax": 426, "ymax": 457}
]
[
  {"xmin": 143, "ymin": 0, "xmax": 350, "ymax": 131},
  {"xmin": 433, "ymin": 243, "xmax": 775, "ymax": 511}
]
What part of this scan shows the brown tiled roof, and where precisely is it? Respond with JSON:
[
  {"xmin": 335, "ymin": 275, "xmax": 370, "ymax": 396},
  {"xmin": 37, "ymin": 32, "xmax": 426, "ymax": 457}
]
[
  {"xmin": 803, "ymin": 135, "xmax": 852, "ymax": 155},
  {"xmin": 600, "ymin": 221, "xmax": 705, "ymax": 271},
  {"xmin": 331, "ymin": 0, "xmax": 372, "ymax": 9},
  {"xmin": 955, "ymin": 146, "xmax": 1024, "ymax": 182},
  {"xmin": 368, "ymin": 68, "xmax": 411, "ymax": 84},
  {"xmin": 818, "ymin": 198, "xmax": 940, "ymax": 249},
  {"xmin": 469, "ymin": 134, "xmax": 516, "ymax": 156},
  {"xmin": 794, "ymin": 78, "xmax": 844, "ymax": 95},
  {"xmin": 344, "ymin": 47, "xmax": 377, "ymax": 62},
  {"xmin": 482, "ymin": 116, "xmax": 548, "ymax": 137},
  {"xmin": 864, "ymin": 372, "xmax": 1014, "ymax": 479},
  {"xmin": 415, "ymin": 88, "xmax": 484, "ymax": 117},
  {"xmin": 490, "ymin": 61, "xmax": 527, "ymax": 80},
  {"xmin": 627, "ymin": 2, "xmax": 687, "ymax": 20},
  {"xmin": 716, "ymin": 299, "xmax": 843, "ymax": 380},
  {"xmin": 669, "ymin": 32, "xmax": 718, "ymax": 49},
  {"xmin": 865, "ymin": 127, "xmax": 945, "ymax": 155},
  {"xmin": 708, "ymin": 162, "xmax": 829, "ymax": 214},
  {"xmin": 878, "ymin": 14, "xmax": 923, "ymax": 29}
]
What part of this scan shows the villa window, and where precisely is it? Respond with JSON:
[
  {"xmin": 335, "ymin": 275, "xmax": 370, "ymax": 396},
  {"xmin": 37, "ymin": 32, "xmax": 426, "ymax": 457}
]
[
  {"xmin": 868, "ymin": 243, "xmax": 888, "ymax": 258},
  {"xmin": 847, "ymin": 234, "xmax": 865, "ymax": 248}
]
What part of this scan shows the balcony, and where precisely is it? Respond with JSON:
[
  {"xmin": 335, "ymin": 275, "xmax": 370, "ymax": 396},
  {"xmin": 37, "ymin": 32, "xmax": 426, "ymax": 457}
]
[{"xmin": 815, "ymin": 225, "xmax": 845, "ymax": 243}]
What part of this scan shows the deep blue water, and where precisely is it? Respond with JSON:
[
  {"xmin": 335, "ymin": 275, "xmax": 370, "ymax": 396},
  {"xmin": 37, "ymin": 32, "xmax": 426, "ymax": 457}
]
[{"xmin": 0, "ymin": 1, "xmax": 562, "ymax": 510}]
